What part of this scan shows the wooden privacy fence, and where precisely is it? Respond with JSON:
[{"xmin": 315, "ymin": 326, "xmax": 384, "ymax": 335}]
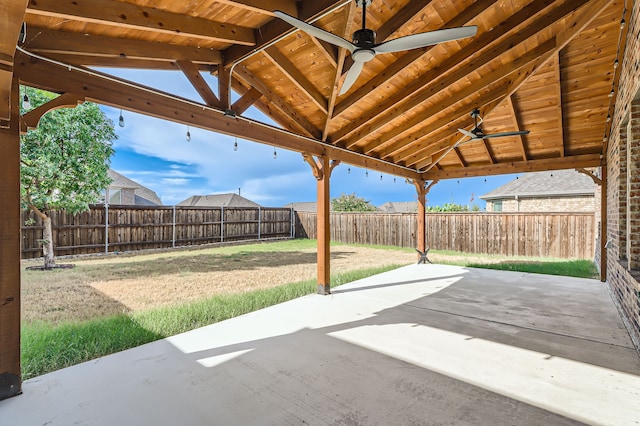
[
  {"xmin": 296, "ymin": 212, "xmax": 595, "ymax": 259},
  {"xmin": 21, "ymin": 205, "xmax": 294, "ymax": 259}
]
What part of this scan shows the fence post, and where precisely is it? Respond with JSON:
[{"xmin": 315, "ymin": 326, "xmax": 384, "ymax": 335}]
[
  {"xmin": 258, "ymin": 207, "xmax": 261, "ymax": 240},
  {"xmin": 172, "ymin": 205, "xmax": 176, "ymax": 248},
  {"xmin": 104, "ymin": 189, "xmax": 109, "ymax": 254},
  {"xmin": 290, "ymin": 207, "xmax": 295, "ymax": 238},
  {"xmin": 221, "ymin": 206, "xmax": 224, "ymax": 243}
]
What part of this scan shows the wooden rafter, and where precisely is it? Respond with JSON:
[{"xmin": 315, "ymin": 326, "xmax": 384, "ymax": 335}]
[
  {"xmin": 452, "ymin": 147, "xmax": 467, "ymax": 168},
  {"xmin": 23, "ymin": 28, "xmax": 223, "ymax": 65},
  {"xmin": 176, "ymin": 60, "xmax": 220, "ymax": 107},
  {"xmin": 263, "ymin": 47, "xmax": 328, "ymax": 113},
  {"xmin": 26, "ymin": 0, "xmax": 255, "ymax": 45},
  {"xmin": 223, "ymin": 0, "xmax": 350, "ymax": 67},
  {"xmin": 480, "ymin": 139, "xmax": 496, "ymax": 164},
  {"xmin": 332, "ymin": 0, "xmax": 588, "ymax": 146},
  {"xmin": 29, "ymin": 54, "xmax": 185, "ymax": 70},
  {"xmin": 322, "ymin": 1, "xmax": 356, "ymax": 141},
  {"xmin": 576, "ymin": 167, "xmax": 602, "ymax": 185},
  {"xmin": 552, "ymin": 52, "xmax": 566, "ymax": 157},
  {"xmin": 506, "ymin": 95, "xmax": 528, "ymax": 161},
  {"xmin": 310, "ymin": 37, "xmax": 338, "ymax": 69}
]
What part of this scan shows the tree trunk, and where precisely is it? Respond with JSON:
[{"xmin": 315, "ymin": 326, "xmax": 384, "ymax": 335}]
[{"xmin": 42, "ymin": 215, "xmax": 56, "ymax": 268}]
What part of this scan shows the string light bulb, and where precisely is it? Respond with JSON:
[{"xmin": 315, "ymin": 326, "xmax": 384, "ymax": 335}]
[
  {"xmin": 186, "ymin": 126, "xmax": 191, "ymax": 142},
  {"xmin": 347, "ymin": 166, "xmax": 351, "ymax": 174},
  {"xmin": 118, "ymin": 109, "xmax": 125, "ymax": 127},
  {"xmin": 234, "ymin": 137, "xmax": 238, "ymax": 151},
  {"xmin": 21, "ymin": 87, "xmax": 31, "ymax": 110},
  {"xmin": 365, "ymin": 170, "xmax": 368, "ymax": 178},
  {"xmin": 273, "ymin": 148, "xmax": 277, "ymax": 159}
]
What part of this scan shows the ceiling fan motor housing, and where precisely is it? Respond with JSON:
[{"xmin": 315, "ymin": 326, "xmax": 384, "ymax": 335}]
[{"xmin": 352, "ymin": 28, "xmax": 376, "ymax": 47}]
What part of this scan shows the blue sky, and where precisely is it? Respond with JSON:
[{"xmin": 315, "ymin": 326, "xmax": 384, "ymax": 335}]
[{"xmin": 99, "ymin": 68, "xmax": 516, "ymax": 207}]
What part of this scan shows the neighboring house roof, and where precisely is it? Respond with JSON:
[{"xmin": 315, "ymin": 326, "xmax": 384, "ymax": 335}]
[
  {"xmin": 480, "ymin": 169, "xmax": 595, "ymax": 201},
  {"xmin": 284, "ymin": 202, "xmax": 318, "ymax": 212},
  {"xmin": 378, "ymin": 201, "xmax": 418, "ymax": 213},
  {"xmin": 178, "ymin": 193, "xmax": 261, "ymax": 208},
  {"xmin": 107, "ymin": 169, "xmax": 162, "ymax": 205}
]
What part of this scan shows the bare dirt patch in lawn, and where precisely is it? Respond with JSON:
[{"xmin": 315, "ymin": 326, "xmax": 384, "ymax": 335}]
[{"xmin": 21, "ymin": 245, "xmax": 415, "ymax": 324}]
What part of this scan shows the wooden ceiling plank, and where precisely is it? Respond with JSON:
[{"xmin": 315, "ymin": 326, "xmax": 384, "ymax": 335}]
[
  {"xmin": 505, "ymin": 95, "xmax": 528, "ymax": 161},
  {"xmin": 231, "ymin": 88, "xmax": 262, "ymax": 115},
  {"xmin": 322, "ymin": 1, "xmax": 356, "ymax": 141},
  {"xmin": 0, "ymin": 0, "xmax": 28, "ymax": 122},
  {"xmin": 176, "ymin": 60, "xmax": 220, "ymax": 107},
  {"xmin": 233, "ymin": 64, "xmax": 321, "ymax": 139},
  {"xmin": 552, "ymin": 52, "xmax": 566, "ymax": 157},
  {"xmin": 333, "ymin": 0, "xmax": 526, "ymax": 118},
  {"xmin": 26, "ymin": 0, "xmax": 255, "ymax": 45},
  {"xmin": 365, "ymin": 38, "xmax": 556, "ymax": 159},
  {"xmin": 24, "ymin": 27, "xmax": 223, "ymax": 64},
  {"xmin": 224, "ymin": 0, "xmax": 350, "ymax": 67},
  {"xmin": 423, "ymin": 154, "xmax": 602, "ymax": 180},
  {"xmin": 331, "ymin": 0, "xmax": 588, "ymax": 145},
  {"xmin": 263, "ymin": 47, "xmax": 328, "ymax": 113},
  {"xmin": 15, "ymin": 51, "xmax": 419, "ymax": 179},
  {"xmin": 215, "ymin": 0, "xmax": 297, "ymax": 16}
]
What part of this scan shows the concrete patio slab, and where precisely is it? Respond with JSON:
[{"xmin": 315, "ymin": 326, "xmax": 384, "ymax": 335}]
[{"xmin": 2, "ymin": 264, "xmax": 639, "ymax": 425}]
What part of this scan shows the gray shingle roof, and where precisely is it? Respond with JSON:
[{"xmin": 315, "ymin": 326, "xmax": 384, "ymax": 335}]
[
  {"xmin": 107, "ymin": 169, "xmax": 162, "ymax": 205},
  {"xmin": 177, "ymin": 193, "xmax": 261, "ymax": 208},
  {"xmin": 283, "ymin": 202, "xmax": 318, "ymax": 212},
  {"xmin": 377, "ymin": 201, "xmax": 418, "ymax": 213},
  {"xmin": 480, "ymin": 169, "xmax": 595, "ymax": 200}
]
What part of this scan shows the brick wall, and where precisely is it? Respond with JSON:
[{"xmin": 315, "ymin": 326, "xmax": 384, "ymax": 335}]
[
  {"xmin": 600, "ymin": 0, "xmax": 640, "ymax": 352},
  {"xmin": 486, "ymin": 196, "xmax": 594, "ymax": 212}
]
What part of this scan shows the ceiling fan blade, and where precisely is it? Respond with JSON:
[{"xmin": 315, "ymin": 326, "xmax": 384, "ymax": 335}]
[
  {"xmin": 339, "ymin": 60, "xmax": 364, "ymax": 95},
  {"xmin": 482, "ymin": 130, "xmax": 530, "ymax": 139},
  {"xmin": 374, "ymin": 26, "xmax": 477, "ymax": 54},
  {"xmin": 274, "ymin": 11, "xmax": 355, "ymax": 52},
  {"xmin": 458, "ymin": 128, "xmax": 479, "ymax": 139}
]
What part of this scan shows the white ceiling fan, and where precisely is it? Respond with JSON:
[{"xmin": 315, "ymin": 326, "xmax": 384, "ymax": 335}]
[
  {"xmin": 274, "ymin": 0, "xmax": 477, "ymax": 95},
  {"xmin": 458, "ymin": 108, "xmax": 530, "ymax": 140}
]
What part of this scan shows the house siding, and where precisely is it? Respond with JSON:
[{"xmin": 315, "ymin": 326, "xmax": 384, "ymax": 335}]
[
  {"xmin": 598, "ymin": 0, "xmax": 640, "ymax": 352},
  {"xmin": 486, "ymin": 196, "xmax": 594, "ymax": 212}
]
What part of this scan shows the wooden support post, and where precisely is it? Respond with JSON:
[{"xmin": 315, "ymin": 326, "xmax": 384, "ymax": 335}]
[
  {"xmin": 303, "ymin": 154, "xmax": 339, "ymax": 294},
  {"xmin": 218, "ymin": 64, "xmax": 231, "ymax": 111},
  {"xmin": 413, "ymin": 179, "xmax": 438, "ymax": 262},
  {"xmin": 600, "ymin": 165, "xmax": 607, "ymax": 282},
  {"xmin": 0, "ymin": 77, "xmax": 22, "ymax": 400}
]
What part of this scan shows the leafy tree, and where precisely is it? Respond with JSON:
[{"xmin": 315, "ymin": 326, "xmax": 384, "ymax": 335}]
[
  {"xmin": 426, "ymin": 203, "xmax": 471, "ymax": 212},
  {"xmin": 20, "ymin": 88, "xmax": 116, "ymax": 268},
  {"xmin": 331, "ymin": 193, "xmax": 377, "ymax": 212}
]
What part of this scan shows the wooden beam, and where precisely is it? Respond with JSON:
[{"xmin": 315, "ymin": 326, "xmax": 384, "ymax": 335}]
[
  {"xmin": 452, "ymin": 147, "xmax": 467, "ymax": 167},
  {"xmin": 322, "ymin": 1, "xmax": 356, "ymax": 141},
  {"xmin": 506, "ymin": 95, "xmax": 528, "ymax": 161},
  {"xmin": 480, "ymin": 139, "xmax": 496, "ymax": 164},
  {"xmin": 330, "ymin": 0, "xmax": 583, "ymax": 144},
  {"xmin": 23, "ymin": 27, "xmax": 223, "ymax": 65},
  {"xmin": 414, "ymin": 179, "xmax": 426, "ymax": 256},
  {"xmin": 14, "ymin": 52, "xmax": 421, "ymax": 180},
  {"xmin": 217, "ymin": 64, "xmax": 231, "ymax": 111},
  {"xmin": 215, "ymin": 0, "xmax": 297, "ymax": 16},
  {"xmin": 552, "ymin": 52, "xmax": 566, "ymax": 157},
  {"xmin": 263, "ymin": 46, "xmax": 328, "ymax": 113},
  {"xmin": 20, "ymin": 92, "xmax": 85, "ymax": 132},
  {"xmin": 224, "ymin": 0, "xmax": 350, "ymax": 67},
  {"xmin": 0, "ymin": 76, "xmax": 21, "ymax": 400},
  {"xmin": 30, "ymin": 54, "xmax": 185, "ymax": 70},
  {"xmin": 0, "ymin": 0, "xmax": 28, "ymax": 123},
  {"xmin": 423, "ymin": 154, "xmax": 602, "ymax": 180},
  {"xmin": 176, "ymin": 60, "xmax": 220, "ymax": 107},
  {"xmin": 26, "ymin": 0, "xmax": 255, "ymax": 45},
  {"xmin": 576, "ymin": 167, "xmax": 602, "ymax": 185},
  {"xmin": 310, "ymin": 37, "xmax": 338, "ymax": 69}
]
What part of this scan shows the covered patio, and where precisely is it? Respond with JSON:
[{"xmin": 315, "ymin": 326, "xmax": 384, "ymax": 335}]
[{"xmin": 2, "ymin": 264, "xmax": 639, "ymax": 425}]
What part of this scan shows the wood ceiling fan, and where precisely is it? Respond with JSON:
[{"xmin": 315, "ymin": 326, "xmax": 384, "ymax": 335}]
[
  {"xmin": 458, "ymin": 108, "xmax": 530, "ymax": 140},
  {"xmin": 274, "ymin": 0, "xmax": 477, "ymax": 95}
]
